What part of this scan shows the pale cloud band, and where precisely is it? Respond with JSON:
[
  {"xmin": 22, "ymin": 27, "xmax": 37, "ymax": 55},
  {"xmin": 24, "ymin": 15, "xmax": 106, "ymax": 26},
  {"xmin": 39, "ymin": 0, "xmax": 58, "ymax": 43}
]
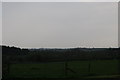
[
  {"xmin": 2, "ymin": 2, "xmax": 118, "ymax": 48},
  {"xmin": 1, "ymin": 0, "xmax": 120, "ymax": 2}
]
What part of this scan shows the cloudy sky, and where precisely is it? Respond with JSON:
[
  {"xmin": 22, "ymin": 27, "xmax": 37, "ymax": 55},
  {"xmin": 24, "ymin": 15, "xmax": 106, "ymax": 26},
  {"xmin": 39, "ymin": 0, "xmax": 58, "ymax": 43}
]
[{"xmin": 2, "ymin": 2, "xmax": 118, "ymax": 48}]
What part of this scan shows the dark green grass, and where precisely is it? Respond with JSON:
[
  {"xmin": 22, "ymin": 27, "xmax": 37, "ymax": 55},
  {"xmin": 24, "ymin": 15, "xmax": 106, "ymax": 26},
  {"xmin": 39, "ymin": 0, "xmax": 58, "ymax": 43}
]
[{"xmin": 9, "ymin": 60, "xmax": 119, "ymax": 78}]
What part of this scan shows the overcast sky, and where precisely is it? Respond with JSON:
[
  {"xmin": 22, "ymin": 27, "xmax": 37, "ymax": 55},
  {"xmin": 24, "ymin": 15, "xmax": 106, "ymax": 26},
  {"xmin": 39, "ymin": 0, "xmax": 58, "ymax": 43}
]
[{"xmin": 2, "ymin": 2, "xmax": 118, "ymax": 48}]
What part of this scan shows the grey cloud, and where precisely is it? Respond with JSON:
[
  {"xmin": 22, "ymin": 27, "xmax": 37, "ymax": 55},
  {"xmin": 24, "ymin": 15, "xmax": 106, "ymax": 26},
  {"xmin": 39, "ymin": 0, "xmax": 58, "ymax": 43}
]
[{"xmin": 2, "ymin": 2, "xmax": 118, "ymax": 48}]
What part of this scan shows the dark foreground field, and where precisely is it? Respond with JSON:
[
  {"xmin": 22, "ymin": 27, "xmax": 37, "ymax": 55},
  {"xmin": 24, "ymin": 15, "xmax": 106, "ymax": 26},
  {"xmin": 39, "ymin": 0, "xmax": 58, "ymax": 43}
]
[
  {"xmin": 7, "ymin": 60, "xmax": 120, "ymax": 79},
  {"xmin": 2, "ymin": 45, "xmax": 120, "ymax": 79}
]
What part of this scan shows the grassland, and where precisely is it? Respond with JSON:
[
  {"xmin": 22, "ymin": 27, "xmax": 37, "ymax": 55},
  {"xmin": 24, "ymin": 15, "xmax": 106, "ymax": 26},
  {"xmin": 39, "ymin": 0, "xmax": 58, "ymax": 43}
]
[{"xmin": 8, "ymin": 59, "xmax": 119, "ymax": 78}]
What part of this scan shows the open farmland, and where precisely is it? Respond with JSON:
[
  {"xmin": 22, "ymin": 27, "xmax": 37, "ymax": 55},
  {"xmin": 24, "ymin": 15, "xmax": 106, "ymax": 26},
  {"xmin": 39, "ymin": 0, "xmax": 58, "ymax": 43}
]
[
  {"xmin": 2, "ymin": 46, "xmax": 120, "ymax": 79},
  {"xmin": 8, "ymin": 60, "xmax": 119, "ymax": 78}
]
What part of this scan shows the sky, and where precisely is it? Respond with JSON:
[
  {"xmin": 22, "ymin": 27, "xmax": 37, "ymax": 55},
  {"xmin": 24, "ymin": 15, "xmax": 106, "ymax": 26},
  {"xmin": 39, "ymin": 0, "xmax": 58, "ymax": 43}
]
[
  {"xmin": 2, "ymin": 2, "xmax": 118, "ymax": 48},
  {"xmin": 1, "ymin": 0, "xmax": 120, "ymax": 2},
  {"xmin": 0, "ymin": 2, "xmax": 1, "ymax": 46}
]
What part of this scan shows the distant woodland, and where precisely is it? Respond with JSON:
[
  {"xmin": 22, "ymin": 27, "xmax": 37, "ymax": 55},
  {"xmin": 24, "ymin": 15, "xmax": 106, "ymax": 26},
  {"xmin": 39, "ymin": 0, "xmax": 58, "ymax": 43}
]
[
  {"xmin": 1, "ymin": 45, "xmax": 120, "ymax": 78},
  {"xmin": 1, "ymin": 45, "xmax": 120, "ymax": 63}
]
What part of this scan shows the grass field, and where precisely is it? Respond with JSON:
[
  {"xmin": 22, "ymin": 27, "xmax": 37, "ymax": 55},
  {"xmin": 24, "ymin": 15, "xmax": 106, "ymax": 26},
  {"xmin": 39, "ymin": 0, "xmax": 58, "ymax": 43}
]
[{"xmin": 8, "ymin": 59, "xmax": 120, "ymax": 78}]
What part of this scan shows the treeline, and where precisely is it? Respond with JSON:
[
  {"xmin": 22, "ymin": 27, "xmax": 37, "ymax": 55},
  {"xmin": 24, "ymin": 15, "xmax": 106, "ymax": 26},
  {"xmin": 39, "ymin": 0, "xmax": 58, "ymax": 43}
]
[
  {"xmin": 1, "ymin": 45, "xmax": 120, "ymax": 63},
  {"xmin": 2, "ymin": 45, "xmax": 29, "ymax": 55}
]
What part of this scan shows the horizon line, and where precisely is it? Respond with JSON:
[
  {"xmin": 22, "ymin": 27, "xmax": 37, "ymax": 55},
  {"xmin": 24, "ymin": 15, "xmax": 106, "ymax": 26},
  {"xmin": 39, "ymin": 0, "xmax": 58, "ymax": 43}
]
[{"xmin": 1, "ymin": 45, "xmax": 119, "ymax": 49}]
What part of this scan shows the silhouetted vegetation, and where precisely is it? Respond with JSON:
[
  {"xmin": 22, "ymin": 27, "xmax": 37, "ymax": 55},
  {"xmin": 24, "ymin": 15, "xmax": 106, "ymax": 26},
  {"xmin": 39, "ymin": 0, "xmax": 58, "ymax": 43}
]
[
  {"xmin": 1, "ymin": 45, "xmax": 120, "ymax": 79},
  {"xmin": 2, "ymin": 45, "xmax": 120, "ymax": 63}
]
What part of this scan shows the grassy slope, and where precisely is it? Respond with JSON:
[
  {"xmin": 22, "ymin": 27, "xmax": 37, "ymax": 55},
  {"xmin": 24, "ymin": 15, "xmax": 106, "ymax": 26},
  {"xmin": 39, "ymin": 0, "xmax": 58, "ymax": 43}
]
[{"xmin": 9, "ymin": 60, "xmax": 119, "ymax": 78}]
